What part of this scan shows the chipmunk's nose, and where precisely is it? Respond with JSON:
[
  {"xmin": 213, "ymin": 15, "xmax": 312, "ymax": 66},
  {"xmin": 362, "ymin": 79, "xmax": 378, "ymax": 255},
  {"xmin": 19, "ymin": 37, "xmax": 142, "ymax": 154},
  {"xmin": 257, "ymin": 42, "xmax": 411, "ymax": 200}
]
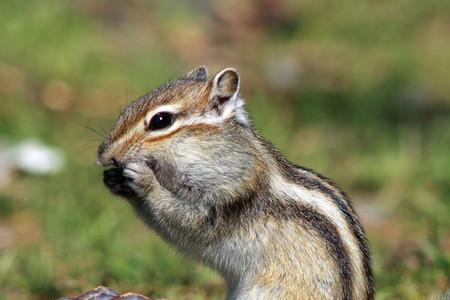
[
  {"xmin": 97, "ymin": 155, "xmax": 113, "ymax": 167},
  {"xmin": 97, "ymin": 142, "xmax": 118, "ymax": 167},
  {"xmin": 97, "ymin": 155, "xmax": 118, "ymax": 167}
]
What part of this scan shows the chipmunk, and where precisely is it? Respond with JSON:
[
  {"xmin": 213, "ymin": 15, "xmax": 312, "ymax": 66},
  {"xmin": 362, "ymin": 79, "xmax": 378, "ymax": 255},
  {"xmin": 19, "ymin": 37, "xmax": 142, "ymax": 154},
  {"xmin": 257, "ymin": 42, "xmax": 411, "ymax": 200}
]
[{"xmin": 97, "ymin": 66, "xmax": 374, "ymax": 300}]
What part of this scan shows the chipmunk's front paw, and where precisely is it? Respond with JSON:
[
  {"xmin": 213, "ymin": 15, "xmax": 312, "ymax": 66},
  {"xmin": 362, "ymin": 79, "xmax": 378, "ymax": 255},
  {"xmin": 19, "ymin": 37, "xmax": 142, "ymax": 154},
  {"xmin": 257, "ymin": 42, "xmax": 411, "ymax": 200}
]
[
  {"xmin": 103, "ymin": 162, "xmax": 155, "ymax": 200},
  {"xmin": 122, "ymin": 162, "xmax": 156, "ymax": 198},
  {"xmin": 103, "ymin": 167, "xmax": 137, "ymax": 199}
]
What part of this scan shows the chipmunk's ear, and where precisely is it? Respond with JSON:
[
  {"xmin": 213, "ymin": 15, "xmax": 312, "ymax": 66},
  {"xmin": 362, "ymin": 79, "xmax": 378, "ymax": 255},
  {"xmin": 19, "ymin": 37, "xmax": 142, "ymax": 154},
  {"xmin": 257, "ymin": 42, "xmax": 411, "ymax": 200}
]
[
  {"xmin": 209, "ymin": 68, "xmax": 240, "ymax": 111},
  {"xmin": 207, "ymin": 68, "xmax": 248, "ymax": 124},
  {"xmin": 186, "ymin": 66, "xmax": 208, "ymax": 82}
]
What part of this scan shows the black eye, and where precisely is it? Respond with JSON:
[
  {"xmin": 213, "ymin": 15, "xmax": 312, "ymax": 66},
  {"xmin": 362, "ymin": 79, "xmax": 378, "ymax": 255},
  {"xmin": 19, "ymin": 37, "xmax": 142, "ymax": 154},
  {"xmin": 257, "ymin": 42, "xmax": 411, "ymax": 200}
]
[{"xmin": 147, "ymin": 112, "xmax": 174, "ymax": 131}]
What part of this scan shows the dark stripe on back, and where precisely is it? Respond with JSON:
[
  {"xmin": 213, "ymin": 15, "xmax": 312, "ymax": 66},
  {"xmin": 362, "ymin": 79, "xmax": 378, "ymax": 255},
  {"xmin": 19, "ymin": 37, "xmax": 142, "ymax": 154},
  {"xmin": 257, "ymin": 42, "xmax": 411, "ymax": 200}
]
[
  {"xmin": 286, "ymin": 202, "xmax": 352, "ymax": 300},
  {"xmin": 254, "ymin": 132, "xmax": 374, "ymax": 299},
  {"xmin": 218, "ymin": 188, "xmax": 353, "ymax": 299}
]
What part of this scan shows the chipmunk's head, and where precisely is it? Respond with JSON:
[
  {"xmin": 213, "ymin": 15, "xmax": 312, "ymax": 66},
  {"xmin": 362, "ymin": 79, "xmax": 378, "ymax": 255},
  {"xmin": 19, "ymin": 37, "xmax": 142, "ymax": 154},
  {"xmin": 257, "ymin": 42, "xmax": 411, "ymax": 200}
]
[{"xmin": 97, "ymin": 66, "xmax": 250, "ymax": 170}]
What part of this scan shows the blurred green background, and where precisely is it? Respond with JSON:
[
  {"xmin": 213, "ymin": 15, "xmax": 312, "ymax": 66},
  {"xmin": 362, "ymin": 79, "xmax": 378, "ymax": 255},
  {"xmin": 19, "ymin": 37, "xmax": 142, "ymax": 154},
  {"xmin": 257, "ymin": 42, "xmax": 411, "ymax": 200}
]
[{"xmin": 0, "ymin": 1, "xmax": 449, "ymax": 299}]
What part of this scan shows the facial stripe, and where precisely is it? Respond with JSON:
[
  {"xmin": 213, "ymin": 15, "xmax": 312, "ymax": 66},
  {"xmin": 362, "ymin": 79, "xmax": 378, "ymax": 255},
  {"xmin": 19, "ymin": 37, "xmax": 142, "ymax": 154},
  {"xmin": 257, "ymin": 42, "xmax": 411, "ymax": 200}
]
[
  {"xmin": 106, "ymin": 95, "xmax": 244, "ymax": 160},
  {"xmin": 112, "ymin": 107, "xmax": 244, "ymax": 155},
  {"xmin": 143, "ymin": 123, "xmax": 220, "ymax": 145}
]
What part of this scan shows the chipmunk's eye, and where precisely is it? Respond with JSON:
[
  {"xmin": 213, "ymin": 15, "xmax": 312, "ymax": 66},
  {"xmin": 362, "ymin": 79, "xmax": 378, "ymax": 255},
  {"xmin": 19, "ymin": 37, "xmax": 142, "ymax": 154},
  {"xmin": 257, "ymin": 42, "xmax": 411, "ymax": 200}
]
[{"xmin": 147, "ymin": 112, "xmax": 174, "ymax": 131}]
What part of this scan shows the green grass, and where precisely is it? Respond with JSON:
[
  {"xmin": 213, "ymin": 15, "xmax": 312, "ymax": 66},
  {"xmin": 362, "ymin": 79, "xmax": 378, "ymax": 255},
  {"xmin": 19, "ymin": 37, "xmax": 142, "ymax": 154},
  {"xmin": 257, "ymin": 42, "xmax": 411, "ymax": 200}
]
[{"xmin": 0, "ymin": 1, "xmax": 449, "ymax": 299}]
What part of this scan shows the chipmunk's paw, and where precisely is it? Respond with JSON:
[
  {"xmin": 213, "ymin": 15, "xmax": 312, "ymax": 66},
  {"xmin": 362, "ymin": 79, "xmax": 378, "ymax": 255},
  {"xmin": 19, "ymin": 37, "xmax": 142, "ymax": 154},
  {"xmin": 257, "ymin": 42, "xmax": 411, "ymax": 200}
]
[
  {"xmin": 103, "ymin": 167, "xmax": 137, "ymax": 198},
  {"xmin": 122, "ymin": 162, "xmax": 156, "ymax": 198},
  {"xmin": 103, "ymin": 162, "xmax": 156, "ymax": 200}
]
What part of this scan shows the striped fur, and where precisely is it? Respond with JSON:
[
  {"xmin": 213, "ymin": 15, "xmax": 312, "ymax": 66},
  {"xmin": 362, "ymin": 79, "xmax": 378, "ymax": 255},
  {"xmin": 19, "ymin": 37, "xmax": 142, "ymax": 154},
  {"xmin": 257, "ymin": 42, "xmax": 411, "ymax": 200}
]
[{"xmin": 98, "ymin": 66, "xmax": 374, "ymax": 299}]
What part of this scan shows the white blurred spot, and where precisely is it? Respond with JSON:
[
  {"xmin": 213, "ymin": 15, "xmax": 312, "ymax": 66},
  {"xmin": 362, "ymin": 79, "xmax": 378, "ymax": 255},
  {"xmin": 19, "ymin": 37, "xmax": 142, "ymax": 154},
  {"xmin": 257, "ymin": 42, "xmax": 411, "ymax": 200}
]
[{"xmin": 12, "ymin": 139, "xmax": 65, "ymax": 175}]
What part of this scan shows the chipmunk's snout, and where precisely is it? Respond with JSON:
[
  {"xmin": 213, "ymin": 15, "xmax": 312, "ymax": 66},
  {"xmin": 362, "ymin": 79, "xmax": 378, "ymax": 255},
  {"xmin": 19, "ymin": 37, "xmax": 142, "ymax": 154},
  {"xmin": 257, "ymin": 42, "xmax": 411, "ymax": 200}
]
[
  {"xmin": 97, "ymin": 156, "xmax": 115, "ymax": 168},
  {"xmin": 97, "ymin": 141, "xmax": 119, "ymax": 168},
  {"xmin": 97, "ymin": 138, "xmax": 133, "ymax": 169},
  {"xmin": 97, "ymin": 154, "xmax": 120, "ymax": 168}
]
